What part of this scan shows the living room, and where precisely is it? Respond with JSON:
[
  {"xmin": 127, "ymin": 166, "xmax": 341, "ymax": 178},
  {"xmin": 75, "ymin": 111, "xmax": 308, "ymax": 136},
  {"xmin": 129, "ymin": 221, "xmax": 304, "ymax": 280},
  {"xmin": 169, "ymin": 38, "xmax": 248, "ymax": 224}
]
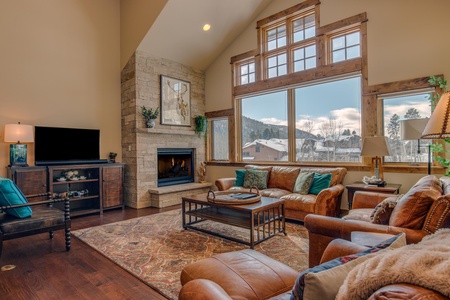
[{"xmin": 1, "ymin": 0, "xmax": 450, "ymax": 299}]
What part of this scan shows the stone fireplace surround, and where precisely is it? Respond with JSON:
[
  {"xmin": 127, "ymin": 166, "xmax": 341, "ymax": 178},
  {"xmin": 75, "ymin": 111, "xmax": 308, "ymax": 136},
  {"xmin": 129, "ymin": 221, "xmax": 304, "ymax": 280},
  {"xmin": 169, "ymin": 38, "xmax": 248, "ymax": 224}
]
[{"xmin": 121, "ymin": 51, "xmax": 211, "ymax": 209}]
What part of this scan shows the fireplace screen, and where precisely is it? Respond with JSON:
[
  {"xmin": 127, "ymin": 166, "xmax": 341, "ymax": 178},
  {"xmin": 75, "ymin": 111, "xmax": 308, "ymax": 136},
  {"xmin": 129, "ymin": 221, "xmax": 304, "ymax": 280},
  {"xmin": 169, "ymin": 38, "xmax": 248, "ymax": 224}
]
[{"xmin": 157, "ymin": 148, "xmax": 194, "ymax": 187}]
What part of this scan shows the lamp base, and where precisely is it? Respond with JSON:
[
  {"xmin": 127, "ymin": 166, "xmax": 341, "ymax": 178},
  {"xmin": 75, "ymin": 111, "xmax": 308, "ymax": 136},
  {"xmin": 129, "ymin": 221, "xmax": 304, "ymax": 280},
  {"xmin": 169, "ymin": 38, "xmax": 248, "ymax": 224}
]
[{"xmin": 9, "ymin": 144, "xmax": 29, "ymax": 167}]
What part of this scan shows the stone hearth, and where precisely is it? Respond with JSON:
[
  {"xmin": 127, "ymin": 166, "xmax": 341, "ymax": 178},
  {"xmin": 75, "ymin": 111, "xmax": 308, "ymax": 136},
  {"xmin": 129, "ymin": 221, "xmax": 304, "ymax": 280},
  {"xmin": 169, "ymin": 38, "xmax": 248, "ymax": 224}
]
[{"xmin": 121, "ymin": 51, "xmax": 207, "ymax": 208}]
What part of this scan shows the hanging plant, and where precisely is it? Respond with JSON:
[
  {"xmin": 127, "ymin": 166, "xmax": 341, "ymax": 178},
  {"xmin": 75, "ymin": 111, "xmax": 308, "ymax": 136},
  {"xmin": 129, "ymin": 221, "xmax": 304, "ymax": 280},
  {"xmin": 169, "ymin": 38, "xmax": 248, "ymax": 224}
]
[{"xmin": 194, "ymin": 115, "xmax": 208, "ymax": 137}]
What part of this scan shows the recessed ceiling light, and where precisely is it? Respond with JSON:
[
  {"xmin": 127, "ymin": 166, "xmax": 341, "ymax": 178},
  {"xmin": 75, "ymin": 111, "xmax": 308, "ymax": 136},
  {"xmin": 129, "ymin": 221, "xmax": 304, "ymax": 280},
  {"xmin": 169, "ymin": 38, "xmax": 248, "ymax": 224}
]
[{"xmin": 203, "ymin": 24, "xmax": 211, "ymax": 31}]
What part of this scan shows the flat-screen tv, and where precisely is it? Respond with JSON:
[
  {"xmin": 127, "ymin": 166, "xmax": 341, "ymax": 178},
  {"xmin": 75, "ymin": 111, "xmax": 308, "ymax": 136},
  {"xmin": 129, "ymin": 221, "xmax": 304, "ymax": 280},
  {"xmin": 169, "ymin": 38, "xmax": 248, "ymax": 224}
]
[{"xmin": 34, "ymin": 126, "xmax": 105, "ymax": 165}]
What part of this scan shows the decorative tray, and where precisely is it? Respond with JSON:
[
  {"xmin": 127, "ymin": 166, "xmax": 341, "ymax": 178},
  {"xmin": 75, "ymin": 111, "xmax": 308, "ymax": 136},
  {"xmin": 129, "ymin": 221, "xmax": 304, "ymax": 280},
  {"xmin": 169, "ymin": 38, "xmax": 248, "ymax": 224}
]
[{"xmin": 207, "ymin": 187, "xmax": 261, "ymax": 205}]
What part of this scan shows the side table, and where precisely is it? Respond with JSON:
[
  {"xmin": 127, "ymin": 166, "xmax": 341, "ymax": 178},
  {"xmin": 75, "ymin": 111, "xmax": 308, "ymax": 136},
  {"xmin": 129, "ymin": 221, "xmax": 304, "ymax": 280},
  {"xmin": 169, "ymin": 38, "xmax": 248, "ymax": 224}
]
[{"xmin": 346, "ymin": 182, "xmax": 401, "ymax": 209}]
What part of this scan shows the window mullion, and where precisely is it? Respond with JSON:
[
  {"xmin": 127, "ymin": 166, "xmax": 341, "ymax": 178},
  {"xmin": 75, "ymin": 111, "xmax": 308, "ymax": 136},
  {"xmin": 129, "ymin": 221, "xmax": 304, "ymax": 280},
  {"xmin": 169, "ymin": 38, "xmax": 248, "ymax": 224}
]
[{"xmin": 288, "ymin": 89, "xmax": 296, "ymax": 162}]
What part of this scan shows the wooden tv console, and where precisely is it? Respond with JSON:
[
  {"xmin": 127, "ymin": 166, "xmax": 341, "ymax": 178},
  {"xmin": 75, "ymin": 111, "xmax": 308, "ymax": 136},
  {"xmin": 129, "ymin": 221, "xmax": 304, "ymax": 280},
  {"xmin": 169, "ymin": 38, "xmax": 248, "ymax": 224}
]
[{"xmin": 7, "ymin": 163, "xmax": 123, "ymax": 217}]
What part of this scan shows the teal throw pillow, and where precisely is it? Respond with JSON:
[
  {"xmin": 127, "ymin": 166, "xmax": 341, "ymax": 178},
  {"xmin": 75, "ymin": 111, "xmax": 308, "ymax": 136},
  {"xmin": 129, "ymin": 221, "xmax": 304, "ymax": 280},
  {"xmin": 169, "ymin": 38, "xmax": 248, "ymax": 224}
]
[
  {"xmin": 243, "ymin": 169, "xmax": 268, "ymax": 190},
  {"xmin": 294, "ymin": 172, "xmax": 315, "ymax": 194},
  {"xmin": 234, "ymin": 169, "xmax": 246, "ymax": 187},
  {"xmin": 0, "ymin": 177, "xmax": 32, "ymax": 218},
  {"xmin": 309, "ymin": 173, "xmax": 332, "ymax": 195}
]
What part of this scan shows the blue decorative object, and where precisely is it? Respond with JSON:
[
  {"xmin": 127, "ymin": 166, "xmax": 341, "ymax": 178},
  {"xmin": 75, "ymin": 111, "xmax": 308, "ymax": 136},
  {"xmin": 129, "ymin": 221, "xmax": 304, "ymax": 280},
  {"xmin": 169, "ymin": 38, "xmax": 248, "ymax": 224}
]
[{"xmin": 0, "ymin": 177, "xmax": 32, "ymax": 218}]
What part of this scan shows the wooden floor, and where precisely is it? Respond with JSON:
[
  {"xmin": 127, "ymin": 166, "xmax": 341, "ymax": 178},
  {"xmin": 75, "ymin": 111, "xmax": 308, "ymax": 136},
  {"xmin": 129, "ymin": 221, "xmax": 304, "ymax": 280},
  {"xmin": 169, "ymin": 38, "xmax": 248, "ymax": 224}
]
[{"xmin": 0, "ymin": 205, "xmax": 181, "ymax": 300}]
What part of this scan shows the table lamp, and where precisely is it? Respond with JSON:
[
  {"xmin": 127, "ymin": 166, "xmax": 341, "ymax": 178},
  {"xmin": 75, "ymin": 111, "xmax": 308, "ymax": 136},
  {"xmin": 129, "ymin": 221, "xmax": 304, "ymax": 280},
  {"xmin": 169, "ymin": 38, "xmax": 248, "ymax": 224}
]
[
  {"xmin": 4, "ymin": 123, "xmax": 34, "ymax": 166},
  {"xmin": 400, "ymin": 118, "xmax": 429, "ymax": 165},
  {"xmin": 421, "ymin": 92, "xmax": 450, "ymax": 173},
  {"xmin": 360, "ymin": 136, "xmax": 392, "ymax": 180}
]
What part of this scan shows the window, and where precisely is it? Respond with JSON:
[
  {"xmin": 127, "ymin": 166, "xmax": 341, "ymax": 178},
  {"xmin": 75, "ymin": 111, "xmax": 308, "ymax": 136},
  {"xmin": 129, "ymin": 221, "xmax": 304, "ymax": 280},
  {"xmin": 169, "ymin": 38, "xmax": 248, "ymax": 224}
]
[
  {"xmin": 331, "ymin": 31, "xmax": 361, "ymax": 63},
  {"xmin": 241, "ymin": 91, "xmax": 288, "ymax": 161},
  {"xmin": 210, "ymin": 118, "xmax": 229, "ymax": 161},
  {"xmin": 381, "ymin": 91, "xmax": 432, "ymax": 163},
  {"xmin": 239, "ymin": 61, "xmax": 256, "ymax": 85},
  {"xmin": 295, "ymin": 76, "xmax": 362, "ymax": 162},
  {"xmin": 293, "ymin": 44, "xmax": 316, "ymax": 72},
  {"xmin": 267, "ymin": 24, "xmax": 287, "ymax": 51},
  {"xmin": 267, "ymin": 53, "xmax": 287, "ymax": 78},
  {"xmin": 292, "ymin": 14, "xmax": 315, "ymax": 43}
]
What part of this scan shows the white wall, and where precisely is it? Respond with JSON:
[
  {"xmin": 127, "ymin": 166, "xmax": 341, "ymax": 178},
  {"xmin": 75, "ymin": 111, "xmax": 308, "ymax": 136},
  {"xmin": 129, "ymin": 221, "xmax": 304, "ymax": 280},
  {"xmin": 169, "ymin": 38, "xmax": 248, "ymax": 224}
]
[
  {"xmin": 0, "ymin": 0, "xmax": 122, "ymax": 177},
  {"xmin": 204, "ymin": 0, "xmax": 450, "ymax": 201}
]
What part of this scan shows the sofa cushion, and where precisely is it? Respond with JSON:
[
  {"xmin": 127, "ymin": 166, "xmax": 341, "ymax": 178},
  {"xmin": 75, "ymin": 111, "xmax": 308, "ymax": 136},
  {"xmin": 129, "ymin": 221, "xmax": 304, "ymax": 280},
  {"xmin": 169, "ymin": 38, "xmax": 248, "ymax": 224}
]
[
  {"xmin": 234, "ymin": 169, "xmax": 246, "ymax": 187},
  {"xmin": 268, "ymin": 166, "xmax": 300, "ymax": 192},
  {"xmin": 282, "ymin": 194, "xmax": 317, "ymax": 213},
  {"xmin": 260, "ymin": 188, "xmax": 292, "ymax": 199},
  {"xmin": 389, "ymin": 175, "xmax": 443, "ymax": 229},
  {"xmin": 342, "ymin": 208, "xmax": 373, "ymax": 222},
  {"xmin": 309, "ymin": 173, "xmax": 332, "ymax": 195},
  {"xmin": 370, "ymin": 196, "xmax": 399, "ymax": 225},
  {"xmin": 291, "ymin": 233, "xmax": 406, "ymax": 300},
  {"xmin": 0, "ymin": 177, "xmax": 32, "ymax": 218},
  {"xmin": 243, "ymin": 169, "xmax": 269, "ymax": 190},
  {"xmin": 293, "ymin": 172, "xmax": 314, "ymax": 194}
]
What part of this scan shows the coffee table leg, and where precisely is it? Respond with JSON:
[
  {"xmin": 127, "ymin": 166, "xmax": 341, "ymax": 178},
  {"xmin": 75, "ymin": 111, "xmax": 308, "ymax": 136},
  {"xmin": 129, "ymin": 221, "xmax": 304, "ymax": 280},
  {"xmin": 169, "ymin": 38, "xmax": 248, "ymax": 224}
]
[
  {"xmin": 281, "ymin": 203, "xmax": 286, "ymax": 235},
  {"xmin": 250, "ymin": 211, "xmax": 255, "ymax": 249},
  {"xmin": 182, "ymin": 199, "xmax": 187, "ymax": 229}
]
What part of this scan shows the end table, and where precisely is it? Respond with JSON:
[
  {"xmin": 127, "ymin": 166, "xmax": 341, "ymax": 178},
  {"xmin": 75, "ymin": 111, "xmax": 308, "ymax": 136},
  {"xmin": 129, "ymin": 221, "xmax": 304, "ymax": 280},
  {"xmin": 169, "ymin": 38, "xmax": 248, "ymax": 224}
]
[{"xmin": 346, "ymin": 182, "xmax": 401, "ymax": 209}]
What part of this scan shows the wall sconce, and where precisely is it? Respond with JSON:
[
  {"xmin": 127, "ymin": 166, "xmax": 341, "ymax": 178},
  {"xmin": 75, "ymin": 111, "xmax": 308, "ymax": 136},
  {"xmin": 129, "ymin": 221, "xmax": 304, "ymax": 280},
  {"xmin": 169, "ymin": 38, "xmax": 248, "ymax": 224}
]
[
  {"xmin": 360, "ymin": 136, "xmax": 392, "ymax": 180},
  {"xmin": 4, "ymin": 123, "xmax": 34, "ymax": 166}
]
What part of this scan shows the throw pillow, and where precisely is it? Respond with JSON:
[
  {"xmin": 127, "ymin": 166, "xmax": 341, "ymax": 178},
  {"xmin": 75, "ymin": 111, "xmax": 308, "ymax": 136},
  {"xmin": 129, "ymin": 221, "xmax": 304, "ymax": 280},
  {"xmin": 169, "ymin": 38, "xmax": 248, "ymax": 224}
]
[
  {"xmin": 309, "ymin": 173, "xmax": 332, "ymax": 195},
  {"xmin": 370, "ymin": 196, "xmax": 399, "ymax": 224},
  {"xmin": 290, "ymin": 233, "xmax": 406, "ymax": 300},
  {"xmin": 293, "ymin": 172, "xmax": 315, "ymax": 194},
  {"xmin": 234, "ymin": 169, "xmax": 246, "ymax": 187},
  {"xmin": 0, "ymin": 177, "xmax": 32, "ymax": 218},
  {"xmin": 243, "ymin": 169, "xmax": 268, "ymax": 190}
]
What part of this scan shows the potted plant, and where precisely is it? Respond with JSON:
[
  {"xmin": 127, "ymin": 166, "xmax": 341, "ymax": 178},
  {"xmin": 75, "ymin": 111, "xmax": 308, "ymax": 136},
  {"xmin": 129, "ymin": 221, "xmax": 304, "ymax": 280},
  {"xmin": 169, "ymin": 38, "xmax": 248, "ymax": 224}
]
[
  {"xmin": 141, "ymin": 106, "xmax": 160, "ymax": 128},
  {"xmin": 194, "ymin": 115, "xmax": 208, "ymax": 137},
  {"xmin": 109, "ymin": 152, "xmax": 117, "ymax": 163}
]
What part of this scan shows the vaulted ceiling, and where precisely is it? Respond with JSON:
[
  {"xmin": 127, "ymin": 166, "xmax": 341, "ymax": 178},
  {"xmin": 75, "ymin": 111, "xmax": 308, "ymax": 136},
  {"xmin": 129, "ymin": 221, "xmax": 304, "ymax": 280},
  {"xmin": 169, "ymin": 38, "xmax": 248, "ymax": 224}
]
[{"xmin": 136, "ymin": 0, "xmax": 273, "ymax": 71}]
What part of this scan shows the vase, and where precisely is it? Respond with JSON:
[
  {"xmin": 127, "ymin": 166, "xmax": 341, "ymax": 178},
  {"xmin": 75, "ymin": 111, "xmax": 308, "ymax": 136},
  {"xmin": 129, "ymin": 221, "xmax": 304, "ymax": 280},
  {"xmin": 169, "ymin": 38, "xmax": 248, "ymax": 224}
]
[{"xmin": 146, "ymin": 119, "xmax": 156, "ymax": 128}]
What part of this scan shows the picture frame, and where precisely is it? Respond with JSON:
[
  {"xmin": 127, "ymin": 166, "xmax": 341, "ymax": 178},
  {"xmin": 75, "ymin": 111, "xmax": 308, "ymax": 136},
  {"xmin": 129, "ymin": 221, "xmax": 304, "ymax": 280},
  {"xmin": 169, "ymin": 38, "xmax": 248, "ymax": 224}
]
[{"xmin": 160, "ymin": 75, "xmax": 191, "ymax": 126}]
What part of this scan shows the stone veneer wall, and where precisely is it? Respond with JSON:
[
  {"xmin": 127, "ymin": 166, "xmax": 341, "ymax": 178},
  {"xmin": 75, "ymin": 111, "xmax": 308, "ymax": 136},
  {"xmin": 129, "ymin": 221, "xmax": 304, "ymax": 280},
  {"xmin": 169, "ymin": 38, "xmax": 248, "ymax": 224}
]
[{"xmin": 121, "ymin": 50, "xmax": 206, "ymax": 209}]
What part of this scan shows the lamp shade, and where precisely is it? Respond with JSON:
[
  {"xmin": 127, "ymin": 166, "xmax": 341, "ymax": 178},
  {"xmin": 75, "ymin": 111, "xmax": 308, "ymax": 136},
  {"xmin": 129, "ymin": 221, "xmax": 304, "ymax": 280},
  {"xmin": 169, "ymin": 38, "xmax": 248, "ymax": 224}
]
[
  {"xmin": 400, "ymin": 118, "xmax": 429, "ymax": 140},
  {"xmin": 360, "ymin": 136, "xmax": 392, "ymax": 157},
  {"xmin": 4, "ymin": 123, "xmax": 34, "ymax": 143},
  {"xmin": 422, "ymin": 92, "xmax": 450, "ymax": 139}
]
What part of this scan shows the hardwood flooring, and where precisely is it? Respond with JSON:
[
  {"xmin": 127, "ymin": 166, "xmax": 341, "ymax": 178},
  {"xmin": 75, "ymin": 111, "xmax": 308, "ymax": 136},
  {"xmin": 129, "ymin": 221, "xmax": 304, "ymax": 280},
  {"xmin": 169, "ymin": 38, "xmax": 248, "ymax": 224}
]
[{"xmin": 0, "ymin": 205, "xmax": 181, "ymax": 300}]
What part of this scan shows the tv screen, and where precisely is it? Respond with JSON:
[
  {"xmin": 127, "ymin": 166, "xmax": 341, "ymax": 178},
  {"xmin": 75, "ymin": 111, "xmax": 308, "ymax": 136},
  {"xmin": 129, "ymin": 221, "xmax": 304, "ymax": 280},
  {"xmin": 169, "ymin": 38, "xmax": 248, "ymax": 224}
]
[{"xmin": 35, "ymin": 126, "xmax": 101, "ymax": 165}]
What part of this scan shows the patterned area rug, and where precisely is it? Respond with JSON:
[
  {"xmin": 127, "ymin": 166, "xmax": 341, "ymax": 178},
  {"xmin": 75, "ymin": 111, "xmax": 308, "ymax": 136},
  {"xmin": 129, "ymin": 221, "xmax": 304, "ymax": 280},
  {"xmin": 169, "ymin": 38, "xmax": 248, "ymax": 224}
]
[{"xmin": 72, "ymin": 209, "xmax": 309, "ymax": 299}]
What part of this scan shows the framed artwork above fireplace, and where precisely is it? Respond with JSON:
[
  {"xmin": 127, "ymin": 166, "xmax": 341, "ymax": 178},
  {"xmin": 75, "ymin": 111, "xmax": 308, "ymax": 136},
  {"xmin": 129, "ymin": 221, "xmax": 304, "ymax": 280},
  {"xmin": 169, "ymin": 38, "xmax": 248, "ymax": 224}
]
[{"xmin": 160, "ymin": 75, "xmax": 191, "ymax": 126}]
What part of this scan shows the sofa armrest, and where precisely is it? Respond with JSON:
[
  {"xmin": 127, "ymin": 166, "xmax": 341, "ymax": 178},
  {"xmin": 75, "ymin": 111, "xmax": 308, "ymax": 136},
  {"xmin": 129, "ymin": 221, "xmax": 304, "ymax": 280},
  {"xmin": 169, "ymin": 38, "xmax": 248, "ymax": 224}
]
[
  {"xmin": 320, "ymin": 239, "xmax": 369, "ymax": 264},
  {"xmin": 304, "ymin": 214, "xmax": 427, "ymax": 267},
  {"xmin": 353, "ymin": 191, "xmax": 392, "ymax": 209},
  {"xmin": 315, "ymin": 184, "xmax": 345, "ymax": 217},
  {"xmin": 368, "ymin": 283, "xmax": 449, "ymax": 300},
  {"xmin": 179, "ymin": 279, "xmax": 233, "ymax": 300},
  {"xmin": 215, "ymin": 178, "xmax": 236, "ymax": 191}
]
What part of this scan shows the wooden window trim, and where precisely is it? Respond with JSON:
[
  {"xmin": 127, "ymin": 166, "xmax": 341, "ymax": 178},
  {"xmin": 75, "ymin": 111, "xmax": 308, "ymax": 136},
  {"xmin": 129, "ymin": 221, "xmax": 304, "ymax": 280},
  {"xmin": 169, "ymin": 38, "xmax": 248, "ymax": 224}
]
[{"xmin": 328, "ymin": 27, "xmax": 361, "ymax": 64}]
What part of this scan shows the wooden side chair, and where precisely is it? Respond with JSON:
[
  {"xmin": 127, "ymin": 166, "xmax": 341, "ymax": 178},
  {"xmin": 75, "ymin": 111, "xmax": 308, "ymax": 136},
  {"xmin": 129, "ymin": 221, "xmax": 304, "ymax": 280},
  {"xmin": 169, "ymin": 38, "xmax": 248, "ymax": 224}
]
[{"xmin": 0, "ymin": 178, "xmax": 71, "ymax": 257}]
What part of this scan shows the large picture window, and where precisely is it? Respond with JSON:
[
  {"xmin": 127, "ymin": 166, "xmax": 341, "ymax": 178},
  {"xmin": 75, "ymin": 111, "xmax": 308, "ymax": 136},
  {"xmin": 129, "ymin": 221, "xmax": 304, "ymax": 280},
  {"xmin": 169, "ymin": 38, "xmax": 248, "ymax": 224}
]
[{"xmin": 295, "ymin": 76, "xmax": 361, "ymax": 162}]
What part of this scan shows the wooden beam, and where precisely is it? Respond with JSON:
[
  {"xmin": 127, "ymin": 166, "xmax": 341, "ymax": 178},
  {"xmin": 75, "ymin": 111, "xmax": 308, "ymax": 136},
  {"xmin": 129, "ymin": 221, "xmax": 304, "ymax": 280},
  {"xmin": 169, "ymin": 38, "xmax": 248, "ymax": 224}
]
[
  {"xmin": 205, "ymin": 109, "xmax": 234, "ymax": 118},
  {"xmin": 316, "ymin": 13, "xmax": 368, "ymax": 36},
  {"xmin": 364, "ymin": 74, "xmax": 443, "ymax": 96},
  {"xmin": 256, "ymin": 0, "xmax": 320, "ymax": 28}
]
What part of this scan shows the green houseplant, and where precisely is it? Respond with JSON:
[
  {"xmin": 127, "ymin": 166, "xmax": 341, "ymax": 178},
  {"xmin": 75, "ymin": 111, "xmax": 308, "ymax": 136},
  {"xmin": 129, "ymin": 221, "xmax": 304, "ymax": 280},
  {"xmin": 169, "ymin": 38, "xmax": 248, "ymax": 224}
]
[
  {"xmin": 141, "ymin": 106, "xmax": 159, "ymax": 128},
  {"xmin": 194, "ymin": 115, "xmax": 208, "ymax": 137}
]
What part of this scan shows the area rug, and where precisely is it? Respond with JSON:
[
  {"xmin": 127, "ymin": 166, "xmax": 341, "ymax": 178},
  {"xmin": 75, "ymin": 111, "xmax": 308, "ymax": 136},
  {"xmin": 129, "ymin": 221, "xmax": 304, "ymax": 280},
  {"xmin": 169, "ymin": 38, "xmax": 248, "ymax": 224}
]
[{"xmin": 72, "ymin": 209, "xmax": 309, "ymax": 299}]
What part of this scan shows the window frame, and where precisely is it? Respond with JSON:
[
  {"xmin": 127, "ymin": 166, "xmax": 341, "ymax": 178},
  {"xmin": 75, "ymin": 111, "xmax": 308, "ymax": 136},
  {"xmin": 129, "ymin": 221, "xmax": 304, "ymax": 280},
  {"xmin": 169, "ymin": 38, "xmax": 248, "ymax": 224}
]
[{"xmin": 329, "ymin": 28, "xmax": 362, "ymax": 64}]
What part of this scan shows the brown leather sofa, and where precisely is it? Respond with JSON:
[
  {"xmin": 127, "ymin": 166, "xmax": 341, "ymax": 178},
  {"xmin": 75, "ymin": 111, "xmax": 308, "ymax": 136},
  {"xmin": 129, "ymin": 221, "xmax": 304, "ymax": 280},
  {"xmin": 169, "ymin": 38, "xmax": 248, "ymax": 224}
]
[
  {"xmin": 215, "ymin": 165, "xmax": 347, "ymax": 221},
  {"xmin": 305, "ymin": 175, "xmax": 450, "ymax": 267},
  {"xmin": 178, "ymin": 238, "xmax": 449, "ymax": 300}
]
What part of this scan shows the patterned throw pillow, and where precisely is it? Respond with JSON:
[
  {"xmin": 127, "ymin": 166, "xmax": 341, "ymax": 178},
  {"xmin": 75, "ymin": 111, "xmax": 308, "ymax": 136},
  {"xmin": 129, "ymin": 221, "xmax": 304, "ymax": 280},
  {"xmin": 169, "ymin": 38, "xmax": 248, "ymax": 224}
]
[
  {"xmin": 243, "ymin": 169, "xmax": 268, "ymax": 190},
  {"xmin": 309, "ymin": 173, "xmax": 332, "ymax": 195},
  {"xmin": 370, "ymin": 196, "xmax": 399, "ymax": 224},
  {"xmin": 234, "ymin": 169, "xmax": 246, "ymax": 187},
  {"xmin": 290, "ymin": 233, "xmax": 406, "ymax": 300},
  {"xmin": 293, "ymin": 172, "xmax": 315, "ymax": 194}
]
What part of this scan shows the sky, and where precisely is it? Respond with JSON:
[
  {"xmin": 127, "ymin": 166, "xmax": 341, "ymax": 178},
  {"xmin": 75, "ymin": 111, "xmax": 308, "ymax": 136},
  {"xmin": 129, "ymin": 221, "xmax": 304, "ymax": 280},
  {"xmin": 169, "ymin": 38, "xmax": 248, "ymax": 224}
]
[{"xmin": 241, "ymin": 76, "xmax": 432, "ymax": 137}]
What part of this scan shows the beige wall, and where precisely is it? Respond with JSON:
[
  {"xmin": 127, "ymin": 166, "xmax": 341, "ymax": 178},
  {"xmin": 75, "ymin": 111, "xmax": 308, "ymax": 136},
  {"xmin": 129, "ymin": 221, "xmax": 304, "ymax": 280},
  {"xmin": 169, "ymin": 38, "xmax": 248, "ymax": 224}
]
[
  {"xmin": 0, "ymin": 0, "xmax": 121, "ymax": 177},
  {"xmin": 205, "ymin": 0, "xmax": 450, "ymax": 197}
]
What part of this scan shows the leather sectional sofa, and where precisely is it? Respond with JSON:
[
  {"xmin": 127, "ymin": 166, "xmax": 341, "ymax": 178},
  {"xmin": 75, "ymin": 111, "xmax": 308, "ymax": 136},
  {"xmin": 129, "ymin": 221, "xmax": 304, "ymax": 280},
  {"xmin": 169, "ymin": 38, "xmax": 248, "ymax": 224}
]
[{"xmin": 215, "ymin": 165, "xmax": 347, "ymax": 222}]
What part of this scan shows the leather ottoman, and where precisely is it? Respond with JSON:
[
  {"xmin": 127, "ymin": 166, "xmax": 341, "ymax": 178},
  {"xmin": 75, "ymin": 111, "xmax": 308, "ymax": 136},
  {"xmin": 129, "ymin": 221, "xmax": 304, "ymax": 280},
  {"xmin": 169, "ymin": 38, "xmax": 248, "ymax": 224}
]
[{"xmin": 180, "ymin": 249, "xmax": 298, "ymax": 300}]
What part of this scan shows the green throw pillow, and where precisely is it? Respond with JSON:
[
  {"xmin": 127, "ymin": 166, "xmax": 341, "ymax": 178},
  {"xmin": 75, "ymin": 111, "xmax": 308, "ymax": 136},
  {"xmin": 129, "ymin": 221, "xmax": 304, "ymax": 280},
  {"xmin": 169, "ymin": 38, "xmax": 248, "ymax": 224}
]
[
  {"xmin": 243, "ymin": 169, "xmax": 268, "ymax": 190},
  {"xmin": 294, "ymin": 172, "xmax": 315, "ymax": 194},
  {"xmin": 0, "ymin": 177, "xmax": 32, "ymax": 218},
  {"xmin": 309, "ymin": 173, "xmax": 332, "ymax": 195},
  {"xmin": 234, "ymin": 169, "xmax": 246, "ymax": 186}
]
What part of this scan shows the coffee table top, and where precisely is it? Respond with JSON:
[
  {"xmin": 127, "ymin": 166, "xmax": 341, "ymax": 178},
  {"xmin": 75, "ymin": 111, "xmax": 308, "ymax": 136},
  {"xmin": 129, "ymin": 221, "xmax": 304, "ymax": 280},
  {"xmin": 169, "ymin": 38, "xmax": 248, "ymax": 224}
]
[{"xmin": 182, "ymin": 193, "xmax": 284, "ymax": 212}]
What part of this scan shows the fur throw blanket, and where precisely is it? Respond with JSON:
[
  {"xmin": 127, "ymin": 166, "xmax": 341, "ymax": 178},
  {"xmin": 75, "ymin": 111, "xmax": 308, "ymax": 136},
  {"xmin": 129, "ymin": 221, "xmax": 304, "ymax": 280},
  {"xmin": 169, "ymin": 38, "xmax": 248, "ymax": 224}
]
[{"xmin": 336, "ymin": 229, "xmax": 450, "ymax": 299}]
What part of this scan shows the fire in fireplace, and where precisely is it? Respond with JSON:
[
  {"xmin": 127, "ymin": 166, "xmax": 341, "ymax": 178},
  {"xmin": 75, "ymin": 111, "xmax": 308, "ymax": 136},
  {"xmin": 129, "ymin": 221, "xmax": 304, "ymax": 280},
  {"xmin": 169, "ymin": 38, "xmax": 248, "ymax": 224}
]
[{"xmin": 157, "ymin": 148, "xmax": 194, "ymax": 187}]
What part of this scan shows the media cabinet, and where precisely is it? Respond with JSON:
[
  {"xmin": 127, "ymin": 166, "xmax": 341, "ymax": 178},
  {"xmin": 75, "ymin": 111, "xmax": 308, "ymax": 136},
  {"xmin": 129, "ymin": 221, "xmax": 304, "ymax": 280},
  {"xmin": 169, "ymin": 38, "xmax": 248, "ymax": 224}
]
[{"xmin": 7, "ymin": 163, "xmax": 123, "ymax": 217}]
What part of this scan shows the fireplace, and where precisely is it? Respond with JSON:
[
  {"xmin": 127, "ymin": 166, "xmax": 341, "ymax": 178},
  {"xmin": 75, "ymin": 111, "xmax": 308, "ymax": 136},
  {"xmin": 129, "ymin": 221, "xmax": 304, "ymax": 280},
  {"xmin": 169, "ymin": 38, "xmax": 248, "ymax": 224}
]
[{"xmin": 157, "ymin": 148, "xmax": 194, "ymax": 187}]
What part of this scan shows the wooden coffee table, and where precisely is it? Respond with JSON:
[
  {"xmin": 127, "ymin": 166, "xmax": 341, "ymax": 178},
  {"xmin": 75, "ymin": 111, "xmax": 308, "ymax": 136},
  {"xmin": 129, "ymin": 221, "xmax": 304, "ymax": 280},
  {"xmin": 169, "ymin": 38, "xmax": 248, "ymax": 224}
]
[{"xmin": 182, "ymin": 194, "xmax": 285, "ymax": 249}]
